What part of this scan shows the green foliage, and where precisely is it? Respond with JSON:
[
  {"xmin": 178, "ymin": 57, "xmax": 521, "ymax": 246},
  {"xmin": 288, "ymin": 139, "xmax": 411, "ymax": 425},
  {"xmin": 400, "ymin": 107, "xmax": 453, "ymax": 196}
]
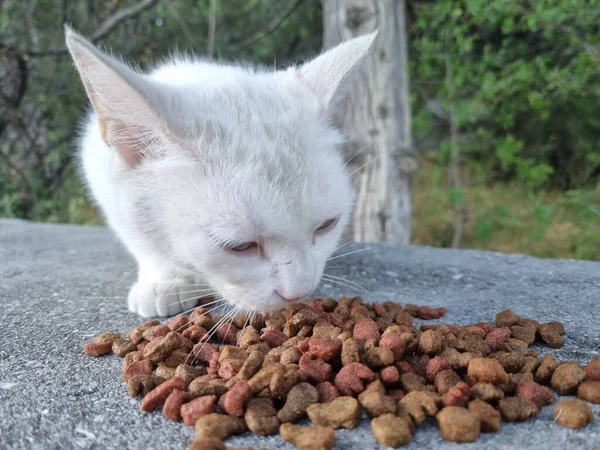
[{"xmin": 412, "ymin": 0, "xmax": 600, "ymax": 189}]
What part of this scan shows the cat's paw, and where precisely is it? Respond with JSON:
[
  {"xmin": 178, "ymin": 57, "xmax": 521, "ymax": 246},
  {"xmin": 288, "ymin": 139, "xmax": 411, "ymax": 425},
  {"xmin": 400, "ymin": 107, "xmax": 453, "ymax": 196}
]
[{"xmin": 127, "ymin": 276, "xmax": 201, "ymax": 317}]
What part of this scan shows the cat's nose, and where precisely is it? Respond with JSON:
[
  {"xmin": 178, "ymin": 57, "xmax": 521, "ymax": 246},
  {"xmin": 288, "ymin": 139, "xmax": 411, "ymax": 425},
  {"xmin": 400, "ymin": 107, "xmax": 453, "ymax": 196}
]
[{"xmin": 276, "ymin": 290, "xmax": 310, "ymax": 303}]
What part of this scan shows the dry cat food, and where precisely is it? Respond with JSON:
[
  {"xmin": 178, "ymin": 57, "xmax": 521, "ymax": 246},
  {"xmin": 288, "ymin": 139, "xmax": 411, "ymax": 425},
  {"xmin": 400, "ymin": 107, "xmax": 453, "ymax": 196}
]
[{"xmin": 85, "ymin": 298, "xmax": 598, "ymax": 449}]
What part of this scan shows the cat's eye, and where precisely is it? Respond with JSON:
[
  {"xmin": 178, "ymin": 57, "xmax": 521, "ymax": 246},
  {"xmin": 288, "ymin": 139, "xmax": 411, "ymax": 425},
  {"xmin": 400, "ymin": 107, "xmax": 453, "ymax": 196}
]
[
  {"xmin": 315, "ymin": 218, "xmax": 338, "ymax": 233},
  {"xmin": 228, "ymin": 242, "xmax": 258, "ymax": 252}
]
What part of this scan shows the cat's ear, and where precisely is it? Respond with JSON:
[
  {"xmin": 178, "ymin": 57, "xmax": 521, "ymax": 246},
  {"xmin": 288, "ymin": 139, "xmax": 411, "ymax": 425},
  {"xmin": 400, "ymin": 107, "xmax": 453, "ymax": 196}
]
[
  {"xmin": 297, "ymin": 31, "xmax": 377, "ymax": 109},
  {"xmin": 65, "ymin": 26, "xmax": 166, "ymax": 167}
]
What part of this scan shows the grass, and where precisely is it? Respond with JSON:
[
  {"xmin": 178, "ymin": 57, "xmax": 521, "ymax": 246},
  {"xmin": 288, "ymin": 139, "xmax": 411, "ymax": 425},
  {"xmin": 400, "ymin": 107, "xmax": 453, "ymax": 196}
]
[{"xmin": 412, "ymin": 155, "xmax": 600, "ymax": 261}]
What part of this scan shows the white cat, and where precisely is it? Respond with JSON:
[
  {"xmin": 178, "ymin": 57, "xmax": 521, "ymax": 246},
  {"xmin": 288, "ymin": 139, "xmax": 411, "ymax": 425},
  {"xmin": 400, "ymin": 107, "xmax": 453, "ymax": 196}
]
[{"xmin": 65, "ymin": 26, "xmax": 376, "ymax": 317}]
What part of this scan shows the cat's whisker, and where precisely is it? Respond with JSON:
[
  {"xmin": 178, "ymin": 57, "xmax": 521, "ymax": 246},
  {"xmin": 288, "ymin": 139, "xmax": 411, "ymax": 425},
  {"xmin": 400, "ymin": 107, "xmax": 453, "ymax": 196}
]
[
  {"xmin": 189, "ymin": 303, "xmax": 237, "ymax": 365},
  {"xmin": 348, "ymin": 153, "xmax": 381, "ymax": 178},
  {"xmin": 321, "ymin": 276, "xmax": 367, "ymax": 295},
  {"xmin": 164, "ymin": 288, "xmax": 218, "ymax": 297},
  {"xmin": 162, "ymin": 292, "xmax": 220, "ymax": 310},
  {"xmin": 322, "ymin": 274, "xmax": 368, "ymax": 294},
  {"xmin": 327, "ymin": 246, "xmax": 377, "ymax": 262},
  {"xmin": 175, "ymin": 300, "xmax": 227, "ymax": 333},
  {"xmin": 342, "ymin": 144, "xmax": 369, "ymax": 170},
  {"xmin": 114, "ymin": 265, "xmax": 139, "ymax": 287}
]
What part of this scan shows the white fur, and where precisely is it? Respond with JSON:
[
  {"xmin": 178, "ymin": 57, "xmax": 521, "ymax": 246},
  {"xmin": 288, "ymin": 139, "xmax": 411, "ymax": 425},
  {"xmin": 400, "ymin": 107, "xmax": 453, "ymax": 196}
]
[{"xmin": 66, "ymin": 27, "xmax": 376, "ymax": 317}]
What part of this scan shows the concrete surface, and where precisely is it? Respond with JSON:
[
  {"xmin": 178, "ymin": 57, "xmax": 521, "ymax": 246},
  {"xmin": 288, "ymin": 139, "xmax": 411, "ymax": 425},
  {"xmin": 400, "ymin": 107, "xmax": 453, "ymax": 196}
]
[{"xmin": 1, "ymin": 218, "xmax": 600, "ymax": 450}]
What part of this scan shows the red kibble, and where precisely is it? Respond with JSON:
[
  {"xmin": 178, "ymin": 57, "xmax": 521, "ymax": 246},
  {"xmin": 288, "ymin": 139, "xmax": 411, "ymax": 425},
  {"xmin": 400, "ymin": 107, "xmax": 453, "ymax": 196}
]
[
  {"xmin": 316, "ymin": 382, "xmax": 341, "ymax": 403},
  {"xmin": 379, "ymin": 334, "xmax": 406, "ymax": 361},
  {"xmin": 353, "ymin": 319, "xmax": 380, "ymax": 340},
  {"xmin": 216, "ymin": 323, "xmax": 239, "ymax": 345},
  {"xmin": 396, "ymin": 361, "xmax": 415, "ymax": 374},
  {"xmin": 334, "ymin": 362, "xmax": 376, "ymax": 396},
  {"xmin": 426, "ymin": 356, "xmax": 450, "ymax": 382},
  {"xmin": 416, "ymin": 306, "xmax": 447, "ymax": 320},
  {"xmin": 308, "ymin": 338, "xmax": 342, "ymax": 361},
  {"xmin": 442, "ymin": 381, "xmax": 471, "ymax": 407},
  {"xmin": 122, "ymin": 359, "xmax": 152, "ymax": 382},
  {"xmin": 261, "ymin": 328, "xmax": 288, "ymax": 348},
  {"xmin": 181, "ymin": 395, "xmax": 217, "ymax": 426},
  {"xmin": 140, "ymin": 377, "xmax": 187, "ymax": 413},
  {"xmin": 380, "ymin": 366, "xmax": 400, "ymax": 387},
  {"xmin": 299, "ymin": 353, "xmax": 332, "ymax": 384},
  {"xmin": 485, "ymin": 327, "xmax": 511, "ymax": 351}
]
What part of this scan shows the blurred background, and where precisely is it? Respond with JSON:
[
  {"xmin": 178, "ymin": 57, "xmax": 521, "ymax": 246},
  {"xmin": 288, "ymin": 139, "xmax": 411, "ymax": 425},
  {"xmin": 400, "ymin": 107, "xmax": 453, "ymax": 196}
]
[{"xmin": 1, "ymin": 0, "xmax": 599, "ymax": 260}]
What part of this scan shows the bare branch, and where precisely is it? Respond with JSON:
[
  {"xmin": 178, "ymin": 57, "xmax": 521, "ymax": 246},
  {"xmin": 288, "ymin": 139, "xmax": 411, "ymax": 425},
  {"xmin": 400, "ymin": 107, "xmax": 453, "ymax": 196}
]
[
  {"xmin": 0, "ymin": 0, "xmax": 160, "ymax": 57},
  {"xmin": 207, "ymin": 0, "xmax": 217, "ymax": 57},
  {"xmin": 229, "ymin": 0, "xmax": 305, "ymax": 52}
]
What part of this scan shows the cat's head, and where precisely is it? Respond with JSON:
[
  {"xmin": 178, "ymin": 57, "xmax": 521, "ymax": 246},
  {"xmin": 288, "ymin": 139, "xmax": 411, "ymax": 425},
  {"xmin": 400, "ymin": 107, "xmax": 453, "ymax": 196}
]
[{"xmin": 66, "ymin": 27, "xmax": 376, "ymax": 313}]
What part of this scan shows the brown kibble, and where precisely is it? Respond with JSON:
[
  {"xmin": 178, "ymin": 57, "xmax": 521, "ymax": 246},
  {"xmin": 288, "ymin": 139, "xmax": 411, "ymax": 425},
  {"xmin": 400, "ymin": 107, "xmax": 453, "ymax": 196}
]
[
  {"xmin": 245, "ymin": 397, "xmax": 279, "ymax": 436},
  {"xmin": 442, "ymin": 348, "xmax": 475, "ymax": 370},
  {"xmin": 363, "ymin": 346, "xmax": 394, "ymax": 368},
  {"xmin": 270, "ymin": 367, "xmax": 304, "ymax": 400},
  {"xmin": 181, "ymin": 395, "xmax": 217, "ymax": 426},
  {"xmin": 155, "ymin": 362, "xmax": 176, "ymax": 380},
  {"xmin": 577, "ymin": 381, "xmax": 600, "ymax": 404},
  {"xmin": 510, "ymin": 325, "xmax": 536, "ymax": 346},
  {"xmin": 289, "ymin": 307, "xmax": 319, "ymax": 327},
  {"xmin": 470, "ymin": 383, "xmax": 504, "ymax": 403},
  {"xmin": 495, "ymin": 309, "xmax": 520, "ymax": 327},
  {"xmin": 195, "ymin": 413, "xmax": 247, "ymax": 440},
  {"xmin": 516, "ymin": 381, "xmax": 555, "ymax": 409},
  {"xmin": 335, "ymin": 362, "xmax": 376, "ymax": 396},
  {"xmin": 219, "ymin": 380, "xmax": 252, "ymax": 416},
  {"xmin": 535, "ymin": 353, "xmax": 558, "ymax": 384},
  {"xmin": 467, "ymin": 358, "xmax": 508, "ymax": 384},
  {"xmin": 307, "ymin": 396, "xmax": 361, "ymax": 429},
  {"xmin": 538, "ymin": 323, "xmax": 565, "ymax": 348},
  {"xmin": 127, "ymin": 375, "xmax": 160, "ymax": 398},
  {"xmin": 188, "ymin": 378, "xmax": 227, "ymax": 397},
  {"xmin": 492, "ymin": 351, "xmax": 526, "ymax": 373},
  {"xmin": 280, "ymin": 423, "xmax": 335, "ymax": 450},
  {"xmin": 84, "ymin": 342, "xmax": 112, "ymax": 357},
  {"xmin": 550, "ymin": 362, "xmax": 585, "ymax": 395},
  {"xmin": 175, "ymin": 365, "xmax": 207, "ymax": 386},
  {"xmin": 437, "ymin": 406, "xmax": 480, "ymax": 443},
  {"xmin": 248, "ymin": 363, "xmax": 285, "ymax": 393},
  {"xmin": 143, "ymin": 332, "xmax": 182, "ymax": 363},
  {"xmin": 498, "ymin": 397, "xmax": 539, "ymax": 422},
  {"xmin": 554, "ymin": 398, "xmax": 594, "ymax": 429},
  {"xmin": 298, "ymin": 353, "xmax": 332, "ymax": 384},
  {"xmin": 123, "ymin": 359, "xmax": 153, "ymax": 382},
  {"xmin": 468, "ymin": 400, "xmax": 501, "ymax": 433},
  {"xmin": 187, "ymin": 438, "xmax": 225, "ymax": 450},
  {"xmin": 111, "ymin": 338, "xmax": 137, "ymax": 357},
  {"xmin": 143, "ymin": 324, "xmax": 171, "ymax": 341},
  {"xmin": 141, "ymin": 376, "xmax": 186, "ymax": 413},
  {"xmin": 280, "ymin": 347, "xmax": 302, "ymax": 365},
  {"xmin": 399, "ymin": 391, "xmax": 441, "ymax": 425},
  {"xmin": 341, "ymin": 339, "xmax": 360, "ymax": 366},
  {"xmin": 371, "ymin": 413, "xmax": 412, "ymax": 447},
  {"xmin": 418, "ymin": 329, "xmax": 443, "ymax": 355},
  {"xmin": 237, "ymin": 326, "xmax": 260, "ymax": 349},
  {"xmin": 277, "ymin": 382, "xmax": 319, "ymax": 423},
  {"xmin": 442, "ymin": 381, "xmax": 470, "ymax": 407},
  {"xmin": 358, "ymin": 380, "xmax": 396, "ymax": 418},
  {"xmin": 434, "ymin": 370, "xmax": 461, "ymax": 395},
  {"xmin": 94, "ymin": 332, "xmax": 121, "ymax": 345}
]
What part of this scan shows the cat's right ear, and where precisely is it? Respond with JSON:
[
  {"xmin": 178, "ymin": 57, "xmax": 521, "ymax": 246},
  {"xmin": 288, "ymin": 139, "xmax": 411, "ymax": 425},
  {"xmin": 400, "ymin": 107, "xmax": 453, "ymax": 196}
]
[{"xmin": 65, "ymin": 26, "xmax": 166, "ymax": 167}]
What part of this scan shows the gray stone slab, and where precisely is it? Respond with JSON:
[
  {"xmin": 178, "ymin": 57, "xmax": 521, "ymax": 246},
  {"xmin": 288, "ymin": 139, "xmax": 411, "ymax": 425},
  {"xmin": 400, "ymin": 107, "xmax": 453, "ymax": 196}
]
[{"xmin": 1, "ymin": 218, "xmax": 599, "ymax": 450}]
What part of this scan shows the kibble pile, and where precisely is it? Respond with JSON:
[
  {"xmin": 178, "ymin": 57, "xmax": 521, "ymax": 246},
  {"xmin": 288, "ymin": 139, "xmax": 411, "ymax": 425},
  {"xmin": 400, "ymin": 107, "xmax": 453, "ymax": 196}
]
[{"xmin": 84, "ymin": 296, "xmax": 600, "ymax": 450}]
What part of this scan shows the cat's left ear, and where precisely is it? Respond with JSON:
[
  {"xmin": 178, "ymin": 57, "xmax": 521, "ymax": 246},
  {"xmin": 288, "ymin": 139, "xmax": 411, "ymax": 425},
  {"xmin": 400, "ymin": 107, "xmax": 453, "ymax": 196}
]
[
  {"xmin": 297, "ymin": 31, "xmax": 377, "ymax": 109},
  {"xmin": 65, "ymin": 26, "xmax": 169, "ymax": 167}
]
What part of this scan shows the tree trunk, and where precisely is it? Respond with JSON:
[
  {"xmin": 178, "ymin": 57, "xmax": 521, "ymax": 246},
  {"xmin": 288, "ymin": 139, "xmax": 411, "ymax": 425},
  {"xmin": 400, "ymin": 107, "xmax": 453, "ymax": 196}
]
[{"xmin": 322, "ymin": 0, "xmax": 416, "ymax": 244}]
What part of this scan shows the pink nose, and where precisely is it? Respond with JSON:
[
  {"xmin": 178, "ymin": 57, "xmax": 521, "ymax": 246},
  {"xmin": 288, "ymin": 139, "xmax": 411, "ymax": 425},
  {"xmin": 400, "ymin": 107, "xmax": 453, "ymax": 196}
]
[{"xmin": 276, "ymin": 291, "xmax": 310, "ymax": 303}]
